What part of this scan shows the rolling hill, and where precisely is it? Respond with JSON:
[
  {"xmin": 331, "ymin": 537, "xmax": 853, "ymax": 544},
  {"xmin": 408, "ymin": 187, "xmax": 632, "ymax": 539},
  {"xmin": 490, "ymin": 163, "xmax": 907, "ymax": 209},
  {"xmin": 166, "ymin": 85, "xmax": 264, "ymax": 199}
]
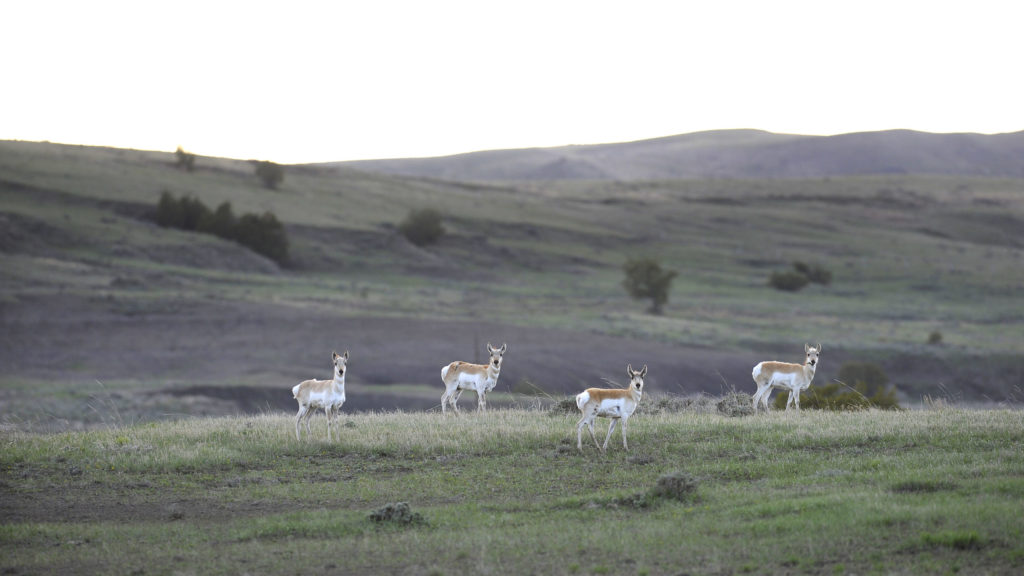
[
  {"xmin": 332, "ymin": 129, "xmax": 1024, "ymax": 181},
  {"xmin": 1, "ymin": 139, "xmax": 1023, "ymax": 430}
]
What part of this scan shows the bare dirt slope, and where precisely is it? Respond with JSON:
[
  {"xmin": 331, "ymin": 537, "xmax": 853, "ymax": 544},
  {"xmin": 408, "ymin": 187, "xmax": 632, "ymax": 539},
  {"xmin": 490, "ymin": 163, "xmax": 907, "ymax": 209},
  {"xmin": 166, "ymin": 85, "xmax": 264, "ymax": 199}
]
[{"xmin": 0, "ymin": 294, "xmax": 778, "ymax": 415}]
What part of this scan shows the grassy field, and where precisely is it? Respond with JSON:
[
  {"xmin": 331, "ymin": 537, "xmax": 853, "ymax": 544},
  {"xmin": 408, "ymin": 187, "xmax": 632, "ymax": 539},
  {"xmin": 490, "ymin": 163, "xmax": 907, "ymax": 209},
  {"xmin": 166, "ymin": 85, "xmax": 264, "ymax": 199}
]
[{"xmin": 2, "ymin": 407, "xmax": 1023, "ymax": 575}]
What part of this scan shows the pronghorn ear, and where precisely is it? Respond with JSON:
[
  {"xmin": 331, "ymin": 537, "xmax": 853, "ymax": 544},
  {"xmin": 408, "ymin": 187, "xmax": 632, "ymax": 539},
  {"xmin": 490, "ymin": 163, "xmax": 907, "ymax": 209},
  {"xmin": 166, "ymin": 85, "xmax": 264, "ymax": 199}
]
[
  {"xmin": 805, "ymin": 343, "xmax": 810, "ymax": 353},
  {"xmin": 627, "ymin": 364, "xmax": 633, "ymax": 378},
  {"xmin": 816, "ymin": 343, "xmax": 822, "ymax": 353},
  {"xmin": 487, "ymin": 342, "xmax": 494, "ymax": 353},
  {"xmin": 640, "ymin": 365, "xmax": 647, "ymax": 378},
  {"xmin": 500, "ymin": 342, "xmax": 507, "ymax": 354},
  {"xmin": 333, "ymin": 351, "xmax": 339, "ymax": 360},
  {"xmin": 343, "ymin": 350, "xmax": 349, "ymax": 360}
]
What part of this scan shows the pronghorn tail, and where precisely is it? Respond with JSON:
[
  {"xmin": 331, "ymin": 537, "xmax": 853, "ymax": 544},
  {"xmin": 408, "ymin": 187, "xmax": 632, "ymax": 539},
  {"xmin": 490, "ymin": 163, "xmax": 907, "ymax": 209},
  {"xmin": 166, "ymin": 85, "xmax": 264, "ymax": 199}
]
[{"xmin": 291, "ymin": 383, "xmax": 301, "ymax": 399}]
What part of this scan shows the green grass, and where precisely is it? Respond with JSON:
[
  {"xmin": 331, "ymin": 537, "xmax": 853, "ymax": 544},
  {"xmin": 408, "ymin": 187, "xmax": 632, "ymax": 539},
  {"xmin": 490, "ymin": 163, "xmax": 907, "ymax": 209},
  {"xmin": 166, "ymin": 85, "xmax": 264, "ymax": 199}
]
[{"xmin": 2, "ymin": 409, "xmax": 1023, "ymax": 574}]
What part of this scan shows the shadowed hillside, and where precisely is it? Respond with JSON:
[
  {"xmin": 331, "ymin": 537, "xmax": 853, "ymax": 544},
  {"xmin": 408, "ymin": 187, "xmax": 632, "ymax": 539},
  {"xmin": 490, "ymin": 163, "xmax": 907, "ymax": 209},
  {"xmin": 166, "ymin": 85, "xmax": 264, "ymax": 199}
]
[{"xmin": 333, "ymin": 129, "xmax": 1024, "ymax": 181}]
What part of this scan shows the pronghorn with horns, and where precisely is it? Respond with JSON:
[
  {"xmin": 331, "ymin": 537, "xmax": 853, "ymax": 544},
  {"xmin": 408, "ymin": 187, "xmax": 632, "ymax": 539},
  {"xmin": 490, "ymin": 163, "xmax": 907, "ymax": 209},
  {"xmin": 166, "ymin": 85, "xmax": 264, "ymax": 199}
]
[
  {"xmin": 752, "ymin": 343, "xmax": 821, "ymax": 411},
  {"xmin": 575, "ymin": 364, "xmax": 646, "ymax": 452},
  {"xmin": 440, "ymin": 342, "xmax": 507, "ymax": 414}
]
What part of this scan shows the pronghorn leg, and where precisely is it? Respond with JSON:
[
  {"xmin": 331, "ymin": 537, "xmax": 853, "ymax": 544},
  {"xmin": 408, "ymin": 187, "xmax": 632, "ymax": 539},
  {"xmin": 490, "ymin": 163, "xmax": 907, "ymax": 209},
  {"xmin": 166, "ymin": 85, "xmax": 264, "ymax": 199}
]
[
  {"xmin": 621, "ymin": 418, "xmax": 629, "ymax": 451},
  {"xmin": 324, "ymin": 406, "xmax": 333, "ymax": 441},
  {"xmin": 602, "ymin": 419, "xmax": 617, "ymax": 452},
  {"xmin": 576, "ymin": 414, "xmax": 590, "ymax": 451},
  {"xmin": 477, "ymin": 390, "xmax": 486, "ymax": 412},
  {"xmin": 452, "ymin": 390, "xmax": 463, "ymax": 414},
  {"xmin": 304, "ymin": 408, "xmax": 314, "ymax": 437},
  {"xmin": 295, "ymin": 405, "xmax": 308, "ymax": 440},
  {"xmin": 441, "ymin": 387, "xmax": 452, "ymax": 415},
  {"xmin": 587, "ymin": 414, "xmax": 601, "ymax": 450},
  {"xmin": 753, "ymin": 385, "xmax": 767, "ymax": 412},
  {"xmin": 791, "ymin": 389, "xmax": 801, "ymax": 411}
]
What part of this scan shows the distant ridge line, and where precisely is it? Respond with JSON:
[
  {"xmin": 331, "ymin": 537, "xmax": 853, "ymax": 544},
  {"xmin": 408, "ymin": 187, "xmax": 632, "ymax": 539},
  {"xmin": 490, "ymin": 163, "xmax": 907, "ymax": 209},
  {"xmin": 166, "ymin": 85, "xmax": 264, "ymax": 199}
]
[{"xmin": 327, "ymin": 129, "xmax": 1024, "ymax": 181}]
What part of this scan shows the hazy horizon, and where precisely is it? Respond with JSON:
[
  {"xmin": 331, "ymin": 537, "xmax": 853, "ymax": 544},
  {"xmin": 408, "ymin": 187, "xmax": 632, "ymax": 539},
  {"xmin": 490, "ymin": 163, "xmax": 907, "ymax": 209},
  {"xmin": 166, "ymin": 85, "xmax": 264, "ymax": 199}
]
[{"xmin": 3, "ymin": 1, "xmax": 1022, "ymax": 163}]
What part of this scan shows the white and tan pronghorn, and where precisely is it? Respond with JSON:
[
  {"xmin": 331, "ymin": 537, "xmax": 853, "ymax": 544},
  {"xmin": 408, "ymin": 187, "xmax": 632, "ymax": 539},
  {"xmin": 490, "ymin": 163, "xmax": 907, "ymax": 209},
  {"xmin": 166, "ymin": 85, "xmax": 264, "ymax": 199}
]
[
  {"xmin": 751, "ymin": 343, "xmax": 821, "ymax": 412},
  {"xmin": 575, "ymin": 364, "xmax": 646, "ymax": 452},
  {"xmin": 292, "ymin": 351, "xmax": 348, "ymax": 440},
  {"xmin": 440, "ymin": 342, "xmax": 507, "ymax": 414}
]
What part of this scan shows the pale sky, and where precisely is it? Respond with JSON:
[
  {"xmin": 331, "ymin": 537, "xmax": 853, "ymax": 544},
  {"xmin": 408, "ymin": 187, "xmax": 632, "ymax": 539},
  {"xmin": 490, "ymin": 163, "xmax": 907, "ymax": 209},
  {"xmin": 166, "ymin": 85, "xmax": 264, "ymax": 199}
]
[{"xmin": 2, "ymin": 0, "xmax": 1022, "ymax": 164}]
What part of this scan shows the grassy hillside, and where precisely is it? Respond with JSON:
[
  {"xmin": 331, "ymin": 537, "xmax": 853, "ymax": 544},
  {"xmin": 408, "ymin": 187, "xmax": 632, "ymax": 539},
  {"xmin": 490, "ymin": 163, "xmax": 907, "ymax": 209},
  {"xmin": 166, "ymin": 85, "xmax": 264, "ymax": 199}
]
[
  {"xmin": 2, "ymin": 408, "xmax": 1023, "ymax": 574},
  {"xmin": 1, "ymin": 140, "xmax": 1023, "ymax": 428},
  {"xmin": 335, "ymin": 129, "xmax": 1024, "ymax": 181}
]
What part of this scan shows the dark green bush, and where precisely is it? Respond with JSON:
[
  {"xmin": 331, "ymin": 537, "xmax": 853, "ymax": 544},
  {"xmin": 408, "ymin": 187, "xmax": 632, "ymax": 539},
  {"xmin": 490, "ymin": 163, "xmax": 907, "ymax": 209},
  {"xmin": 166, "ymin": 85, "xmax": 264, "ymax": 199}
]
[
  {"xmin": 153, "ymin": 193, "xmax": 288, "ymax": 264},
  {"xmin": 155, "ymin": 191, "xmax": 184, "ymax": 228},
  {"xmin": 928, "ymin": 330, "xmax": 943, "ymax": 345},
  {"xmin": 198, "ymin": 202, "xmax": 237, "ymax": 239},
  {"xmin": 234, "ymin": 212, "xmax": 289, "ymax": 263},
  {"xmin": 398, "ymin": 208, "xmax": 445, "ymax": 246},
  {"xmin": 254, "ymin": 161, "xmax": 284, "ymax": 189},
  {"xmin": 622, "ymin": 257, "xmax": 677, "ymax": 314},
  {"xmin": 769, "ymin": 270, "xmax": 810, "ymax": 292}
]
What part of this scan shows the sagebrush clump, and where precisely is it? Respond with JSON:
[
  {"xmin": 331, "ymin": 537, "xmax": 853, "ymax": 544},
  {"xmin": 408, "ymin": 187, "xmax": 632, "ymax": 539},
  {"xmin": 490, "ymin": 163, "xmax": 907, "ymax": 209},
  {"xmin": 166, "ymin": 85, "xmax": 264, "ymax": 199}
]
[
  {"xmin": 368, "ymin": 502, "xmax": 425, "ymax": 526},
  {"xmin": 398, "ymin": 208, "xmax": 446, "ymax": 246}
]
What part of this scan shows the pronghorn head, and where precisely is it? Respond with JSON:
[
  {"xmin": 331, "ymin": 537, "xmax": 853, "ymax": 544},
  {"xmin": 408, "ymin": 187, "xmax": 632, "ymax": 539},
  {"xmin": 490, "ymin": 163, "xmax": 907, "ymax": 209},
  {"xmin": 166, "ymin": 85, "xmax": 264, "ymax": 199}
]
[
  {"xmin": 626, "ymin": 364, "xmax": 647, "ymax": 394},
  {"xmin": 486, "ymin": 342, "xmax": 507, "ymax": 371},
  {"xmin": 332, "ymin": 350, "xmax": 349, "ymax": 378},
  {"xmin": 804, "ymin": 343, "xmax": 821, "ymax": 368}
]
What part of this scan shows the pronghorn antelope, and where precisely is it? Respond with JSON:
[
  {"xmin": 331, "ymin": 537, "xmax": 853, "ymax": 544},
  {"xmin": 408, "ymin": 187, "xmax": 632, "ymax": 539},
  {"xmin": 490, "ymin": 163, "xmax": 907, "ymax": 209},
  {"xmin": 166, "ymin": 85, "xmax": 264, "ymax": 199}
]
[
  {"xmin": 575, "ymin": 364, "xmax": 646, "ymax": 452},
  {"xmin": 752, "ymin": 343, "xmax": 821, "ymax": 412},
  {"xmin": 292, "ymin": 351, "xmax": 348, "ymax": 440},
  {"xmin": 440, "ymin": 342, "xmax": 506, "ymax": 414}
]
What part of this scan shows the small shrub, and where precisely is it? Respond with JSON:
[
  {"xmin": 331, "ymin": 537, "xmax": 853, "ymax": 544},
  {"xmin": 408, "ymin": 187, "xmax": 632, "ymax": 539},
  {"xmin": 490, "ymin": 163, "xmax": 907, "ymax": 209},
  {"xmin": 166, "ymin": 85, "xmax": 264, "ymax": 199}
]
[
  {"xmin": 622, "ymin": 257, "xmax": 677, "ymax": 314},
  {"xmin": 650, "ymin": 471, "xmax": 698, "ymax": 502},
  {"xmin": 254, "ymin": 160, "xmax": 285, "ymax": 189},
  {"xmin": 716, "ymin": 392, "xmax": 755, "ymax": 417},
  {"xmin": 769, "ymin": 270, "xmax": 809, "ymax": 292},
  {"xmin": 920, "ymin": 531, "xmax": 984, "ymax": 550},
  {"xmin": 793, "ymin": 261, "xmax": 832, "ymax": 285},
  {"xmin": 549, "ymin": 397, "xmax": 578, "ymax": 416},
  {"xmin": 928, "ymin": 330, "xmax": 943, "ymax": 345},
  {"xmin": 368, "ymin": 502, "xmax": 425, "ymax": 526},
  {"xmin": 174, "ymin": 146, "xmax": 196, "ymax": 172},
  {"xmin": 398, "ymin": 208, "xmax": 445, "ymax": 246},
  {"xmin": 617, "ymin": 471, "xmax": 699, "ymax": 509}
]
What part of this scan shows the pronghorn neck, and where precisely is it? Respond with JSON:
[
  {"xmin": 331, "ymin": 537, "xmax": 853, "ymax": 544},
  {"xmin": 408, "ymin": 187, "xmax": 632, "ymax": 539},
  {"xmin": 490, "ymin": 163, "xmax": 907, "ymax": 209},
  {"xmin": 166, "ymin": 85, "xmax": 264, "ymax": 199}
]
[
  {"xmin": 630, "ymin": 386, "xmax": 643, "ymax": 403},
  {"xmin": 333, "ymin": 372, "xmax": 346, "ymax": 388},
  {"xmin": 486, "ymin": 363, "xmax": 500, "ymax": 381},
  {"xmin": 803, "ymin": 362, "xmax": 817, "ymax": 379}
]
